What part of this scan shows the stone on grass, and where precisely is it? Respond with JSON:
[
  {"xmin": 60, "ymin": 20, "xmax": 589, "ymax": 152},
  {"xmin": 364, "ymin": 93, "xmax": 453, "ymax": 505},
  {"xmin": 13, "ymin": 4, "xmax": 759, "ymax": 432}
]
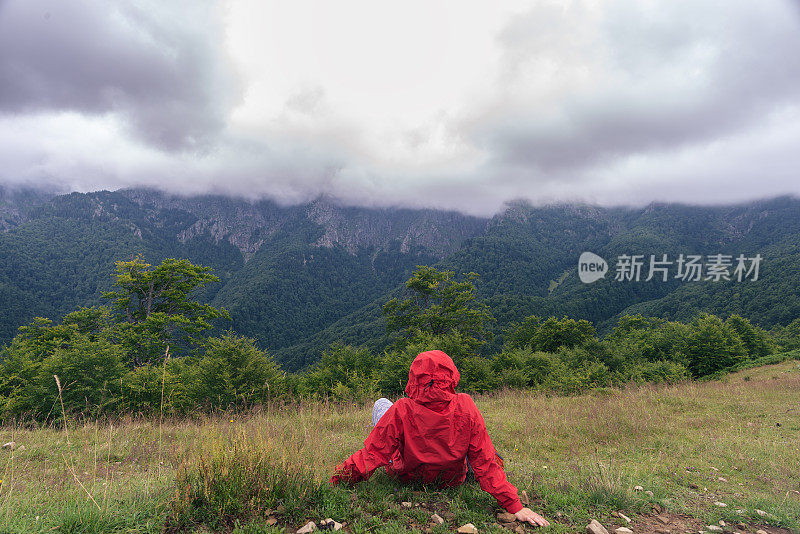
[
  {"xmin": 634, "ymin": 486, "xmax": 644, "ymax": 492},
  {"xmin": 457, "ymin": 523, "xmax": 478, "ymax": 534},
  {"xmin": 521, "ymin": 490, "xmax": 530, "ymax": 506},
  {"xmin": 497, "ymin": 512, "xmax": 517, "ymax": 523},
  {"xmin": 705, "ymin": 526, "xmax": 722, "ymax": 532},
  {"xmin": 587, "ymin": 519, "xmax": 610, "ymax": 534},
  {"xmin": 431, "ymin": 514, "xmax": 444, "ymax": 525},
  {"xmin": 1, "ymin": 442, "xmax": 15, "ymax": 450},
  {"xmin": 755, "ymin": 509, "xmax": 767, "ymax": 517},
  {"xmin": 645, "ymin": 491, "xmax": 654, "ymax": 497},
  {"xmin": 615, "ymin": 528, "xmax": 633, "ymax": 534},
  {"xmin": 756, "ymin": 530, "xmax": 768, "ymax": 534},
  {"xmin": 401, "ymin": 501, "xmax": 412, "ymax": 508},
  {"xmin": 718, "ymin": 477, "xmax": 727, "ymax": 482},
  {"xmin": 15, "ymin": 445, "xmax": 24, "ymax": 452},
  {"xmin": 297, "ymin": 521, "xmax": 316, "ymax": 534},
  {"xmin": 618, "ymin": 513, "xmax": 632, "ymax": 523},
  {"xmin": 320, "ymin": 518, "xmax": 343, "ymax": 531},
  {"xmin": 657, "ymin": 515, "xmax": 669, "ymax": 525},
  {"xmin": 718, "ymin": 521, "xmax": 726, "ymax": 527},
  {"xmin": 266, "ymin": 518, "xmax": 278, "ymax": 526},
  {"xmin": 714, "ymin": 502, "xmax": 728, "ymax": 507},
  {"xmin": 514, "ymin": 525, "xmax": 525, "ymax": 534}
]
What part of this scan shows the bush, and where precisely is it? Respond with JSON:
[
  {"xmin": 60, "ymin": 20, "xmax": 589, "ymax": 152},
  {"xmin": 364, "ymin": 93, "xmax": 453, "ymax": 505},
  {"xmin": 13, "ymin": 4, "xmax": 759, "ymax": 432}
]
[
  {"xmin": 505, "ymin": 315, "xmax": 598, "ymax": 352},
  {"xmin": 194, "ymin": 332, "xmax": 284, "ymax": 410},
  {"xmin": 38, "ymin": 335, "xmax": 124, "ymax": 417},
  {"xmin": 684, "ymin": 314, "xmax": 747, "ymax": 377},
  {"xmin": 120, "ymin": 359, "xmax": 193, "ymax": 416}
]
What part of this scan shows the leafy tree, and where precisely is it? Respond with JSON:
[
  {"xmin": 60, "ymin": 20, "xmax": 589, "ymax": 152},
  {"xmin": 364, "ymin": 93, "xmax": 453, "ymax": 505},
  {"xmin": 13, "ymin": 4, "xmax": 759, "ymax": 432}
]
[
  {"xmin": 382, "ymin": 266, "xmax": 494, "ymax": 356},
  {"xmin": 103, "ymin": 257, "xmax": 230, "ymax": 365},
  {"xmin": 194, "ymin": 332, "xmax": 284, "ymax": 409},
  {"xmin": 724, "ymin": 315, "xmax": 775, "ymax": 358},
  {"xmin": 505, "ymin": 315, "xmax": 597, "ymax": 353},
  {"xmin": 120, "ymin": 359, "xmax": 193, "ymax": 416},
  {"xmin": 770, "ymin": 318, "xmax": 800, "ymax": 351},
  {"xmin": 299, "ymin": 342, "xmax": 379, "ymax": 400},
  {"xmin": 684, "ymin": 314, "xmax": 747, "ymax": 376}
]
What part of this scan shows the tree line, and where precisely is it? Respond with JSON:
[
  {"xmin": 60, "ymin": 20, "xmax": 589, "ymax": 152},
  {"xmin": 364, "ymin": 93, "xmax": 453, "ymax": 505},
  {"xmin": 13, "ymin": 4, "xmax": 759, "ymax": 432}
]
[{"xmin": 1, "ymin": 259, "xmax": 798, "ymax": 420}]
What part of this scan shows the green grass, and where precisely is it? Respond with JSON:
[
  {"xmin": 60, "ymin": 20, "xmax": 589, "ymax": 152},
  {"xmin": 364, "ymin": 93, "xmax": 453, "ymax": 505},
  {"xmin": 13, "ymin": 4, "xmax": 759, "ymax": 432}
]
[{"xmin": 1, "ymin": 359, "xmax": 799, "ymax": 533}]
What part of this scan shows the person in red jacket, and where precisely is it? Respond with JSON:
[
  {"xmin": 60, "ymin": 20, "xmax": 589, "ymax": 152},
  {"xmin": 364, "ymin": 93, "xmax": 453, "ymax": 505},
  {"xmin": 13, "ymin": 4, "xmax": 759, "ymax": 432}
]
[{"xmin": 330, "ymin": 349, "xmax": 550, "ymax": 527}]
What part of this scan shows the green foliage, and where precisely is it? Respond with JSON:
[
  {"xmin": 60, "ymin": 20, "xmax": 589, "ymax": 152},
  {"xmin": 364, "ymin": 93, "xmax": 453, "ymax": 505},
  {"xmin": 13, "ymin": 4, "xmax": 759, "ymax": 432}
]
[
  {"xmin": 120, "ymin": 359, "xmax": 193, "ymax": 416},
  {"xmin": 104, "ymin": 256, "xmax": 230, "ymax": 364},
  {"xmin": 297, "ymin": 342, "xmax": 380, "ymax": 401},
  {"xmin": 681, "ymin": 314, "xmax": 748, "ymax": 376},
  {"xmin": 505, "ymin": 315, "xmax": 598, "ymax": 352},
  {"xmin": 195, "ymin": 332, "xmax": 285, "ymax": 409},
  {"xmin": 0, "ymin": 331, "xmax": 124, "ymax": 419},
  {"xmin": 770, "ymin": 318, "xmax": 800, "ymax": 351},
  {"xmin": 724, "ymin": 314, "xmax": 775, "ymax": 358},
  {"xmin": 383, "ymin": 266, "xmax": 494, "ymax": 356}
]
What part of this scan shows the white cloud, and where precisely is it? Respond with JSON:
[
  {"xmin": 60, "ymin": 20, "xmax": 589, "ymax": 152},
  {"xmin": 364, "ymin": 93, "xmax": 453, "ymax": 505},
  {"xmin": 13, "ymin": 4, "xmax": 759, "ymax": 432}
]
[{"xmin": 0, "ymin": 0, "xmax": 798, "ymax": 215}]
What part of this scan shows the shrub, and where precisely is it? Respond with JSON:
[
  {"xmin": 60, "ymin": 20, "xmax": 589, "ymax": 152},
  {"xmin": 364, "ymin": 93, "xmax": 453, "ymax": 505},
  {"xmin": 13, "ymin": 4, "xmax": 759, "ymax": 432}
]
[
  {"xmin": 40, "ymin": 335, "xmax": 125, "ymax": 418},
  {"xmin": 684, "ymin": 314, "xmax": 747, "ymax": 376},
  {"xmin": 194, "ymin": 332, "xmax": 284, "ymax": 410},
  {"xmin": 120, "ymin": 359, "xmax": 193, "ymax": 416}
]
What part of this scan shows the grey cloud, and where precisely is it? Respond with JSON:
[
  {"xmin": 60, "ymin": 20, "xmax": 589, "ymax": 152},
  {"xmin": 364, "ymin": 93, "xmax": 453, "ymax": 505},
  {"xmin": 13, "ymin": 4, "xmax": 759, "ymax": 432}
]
[
  {"xmin": 0, "ymin": 0, "xmax": 238, "ymax": 150},
  {"xmin": 477, "ymin": 0, "xmax": 800, "ymax": 176}
]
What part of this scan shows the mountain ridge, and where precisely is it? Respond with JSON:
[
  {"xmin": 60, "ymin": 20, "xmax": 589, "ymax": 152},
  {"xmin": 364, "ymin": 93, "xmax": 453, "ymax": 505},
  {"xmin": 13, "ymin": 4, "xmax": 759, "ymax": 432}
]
[{"xmin": 1, "ymin": 187, "xmax": 799, "ymax": 370}]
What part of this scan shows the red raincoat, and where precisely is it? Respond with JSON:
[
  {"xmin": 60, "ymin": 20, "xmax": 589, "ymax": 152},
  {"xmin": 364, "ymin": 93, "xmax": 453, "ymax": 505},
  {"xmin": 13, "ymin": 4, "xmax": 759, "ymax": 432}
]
[{"xmin": 330, "ymin": 350, "xmax": 523, "ymax": 513}]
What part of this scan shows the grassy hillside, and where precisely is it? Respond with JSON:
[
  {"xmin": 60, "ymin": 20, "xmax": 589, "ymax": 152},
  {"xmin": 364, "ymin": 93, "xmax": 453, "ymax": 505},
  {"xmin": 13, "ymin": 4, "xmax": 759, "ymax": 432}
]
[{"xmin": 1, "ymin": 357, "xmax": 797, "ymax": 533}]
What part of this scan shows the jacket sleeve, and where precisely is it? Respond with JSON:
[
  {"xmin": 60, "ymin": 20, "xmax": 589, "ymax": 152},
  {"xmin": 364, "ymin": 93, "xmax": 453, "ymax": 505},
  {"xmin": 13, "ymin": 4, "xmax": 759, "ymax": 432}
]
[
  {"xmin": 466, "ymin": 398, "xmax": 523, "ymax": 514},
  {"xmin": 330, "ymin": 401, "xmax": 403, "ymax": 485}
]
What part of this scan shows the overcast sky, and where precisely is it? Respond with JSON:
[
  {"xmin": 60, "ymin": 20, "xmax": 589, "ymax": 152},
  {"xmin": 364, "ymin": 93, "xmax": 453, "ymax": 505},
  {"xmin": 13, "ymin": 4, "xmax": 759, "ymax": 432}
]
[{"xmin": 0, "ymin": 0, "xmax": 798, "ymax": 216}]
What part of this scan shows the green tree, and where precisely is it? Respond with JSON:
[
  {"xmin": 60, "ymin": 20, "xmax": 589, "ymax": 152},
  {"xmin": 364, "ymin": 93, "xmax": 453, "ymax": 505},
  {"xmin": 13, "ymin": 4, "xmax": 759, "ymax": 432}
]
[
  {"xmin": 382, "ymin": 266, "xmax": 494, "ymax": 356},
  {"xmin": 724, "ymin": 315, "xmax": 775, "ymax": 358},
  {"xmin": 684, "ymin": 314, "xmax": 747, "ymax": 376},
  {"xmin": 103, "ymin": 257, "xmax": 230, "ymax": 365},
  {"xmin": 194, "ymin": 332, "xmax": 284, "ymax": 409},
  {"xmin": 505, "ymin": 315, "xmax": 597, "ymax": 353}
]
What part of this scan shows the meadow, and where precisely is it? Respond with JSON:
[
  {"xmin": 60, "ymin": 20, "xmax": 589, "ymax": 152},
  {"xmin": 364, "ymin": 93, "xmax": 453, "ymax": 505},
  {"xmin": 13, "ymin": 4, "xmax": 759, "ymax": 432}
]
[{"xmin": 0, "ymin": 359, "xmax": 797, "ymax": 534}]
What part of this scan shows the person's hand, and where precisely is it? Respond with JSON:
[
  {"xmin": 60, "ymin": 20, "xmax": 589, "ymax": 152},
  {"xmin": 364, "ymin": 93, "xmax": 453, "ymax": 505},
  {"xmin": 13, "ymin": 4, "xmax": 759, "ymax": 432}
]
[{"xmin": 514, "ymin": 507, "xmax": 550, "ymax": 527}]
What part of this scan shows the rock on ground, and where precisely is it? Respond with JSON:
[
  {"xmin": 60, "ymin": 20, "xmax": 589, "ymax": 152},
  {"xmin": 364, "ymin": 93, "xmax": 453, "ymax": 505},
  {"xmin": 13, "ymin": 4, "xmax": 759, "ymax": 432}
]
[
  {"xmin": 587, "ymin": 519, "xmax": 610, "ymax": 534},
  {"xmin": 615, "ymin": 528, "xmax": 633, "ymax": 534},
  {"xmin": 2, "ymin": 442, "xmax": 15, "ymax": 450},
  {"xmin": 431, "ymin": 514, "xmax": 444, "ymax": 525},
  {"xmin": 297, "ymin": 521, "xmax": 317, "ymax": 534},
  {"xmin": 618, "ymin": 513, "xmax": 632, "ymax": 523},
  {"xmin": 458, "ymin": 523, "xmax": 478, "ymax": 534},
  {"xmin": 320, "ymin": 518, "xmax": 343, "ymax": 531},
  {"xmin": 497, "ymin": 512, "xmax": 516, "ymax": 523}
]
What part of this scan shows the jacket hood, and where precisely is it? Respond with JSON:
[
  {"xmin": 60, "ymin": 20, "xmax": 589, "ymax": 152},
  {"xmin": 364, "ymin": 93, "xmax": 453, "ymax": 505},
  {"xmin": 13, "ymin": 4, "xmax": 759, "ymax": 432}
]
[{"xmin": 405, "ymin": 350, "xmax": 460, "ymax": 406}]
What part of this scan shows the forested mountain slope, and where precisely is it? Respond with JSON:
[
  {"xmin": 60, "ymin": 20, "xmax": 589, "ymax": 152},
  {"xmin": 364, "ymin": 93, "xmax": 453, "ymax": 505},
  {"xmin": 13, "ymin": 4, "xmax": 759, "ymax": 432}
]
[{"xmin": 1, "ymin": 187, "xmax": 798, "ymax": 370}]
